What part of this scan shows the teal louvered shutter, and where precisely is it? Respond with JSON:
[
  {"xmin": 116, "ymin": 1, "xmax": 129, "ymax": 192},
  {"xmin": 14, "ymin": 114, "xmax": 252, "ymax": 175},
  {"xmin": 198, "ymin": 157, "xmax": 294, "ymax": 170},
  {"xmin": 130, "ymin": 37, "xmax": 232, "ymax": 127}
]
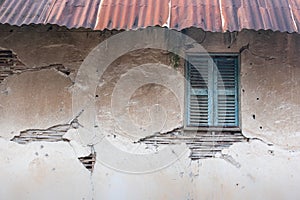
[
  {"xmin": 186, "ymin": 55, "xmax": 239, "ymax": 127},
  {"xmin": 186, "ymin": 56, "xmax": 211, "ymax": 126},
  {"xmin": 214, "ymin": 56, "xmax": 239, "ymax": 127}
]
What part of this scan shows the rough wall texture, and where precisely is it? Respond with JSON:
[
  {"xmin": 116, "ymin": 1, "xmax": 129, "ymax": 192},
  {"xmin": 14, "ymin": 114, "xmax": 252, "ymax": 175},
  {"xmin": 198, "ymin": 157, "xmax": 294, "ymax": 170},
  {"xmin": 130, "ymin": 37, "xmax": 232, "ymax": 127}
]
[
  {"xmin": 184, "ymin": 28, "xmax": 300, "ymax": 148},
  {"xmin": 0, "ymin": 24, "xmax": 299, "ymax": 200}
]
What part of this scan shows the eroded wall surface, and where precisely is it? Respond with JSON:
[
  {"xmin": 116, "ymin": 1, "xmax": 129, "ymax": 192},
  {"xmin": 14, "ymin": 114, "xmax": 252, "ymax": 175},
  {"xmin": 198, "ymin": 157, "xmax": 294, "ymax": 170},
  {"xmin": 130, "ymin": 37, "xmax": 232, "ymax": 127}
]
[{"xmin": 0, "ymin": 25, "xmax": 299, "ymax": 200}]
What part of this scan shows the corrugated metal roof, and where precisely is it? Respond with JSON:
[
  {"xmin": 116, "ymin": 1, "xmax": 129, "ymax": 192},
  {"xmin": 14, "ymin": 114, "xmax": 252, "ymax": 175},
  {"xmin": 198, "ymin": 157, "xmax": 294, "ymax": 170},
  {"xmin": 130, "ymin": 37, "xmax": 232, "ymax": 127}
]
[
  {"xmin": 0, "ymin": 0, "xmax": 299, "ymax": 33},
  {"xmin": 95, "ymin": 0, "xmax": 170, "ymax": 30},
  {"xmin": 169, "ymin": 0, "xmax": 299, "ymax": 33},
  {"xmin": 46, "ymin": 0, "xmax": 101, "ymax": 29},
  {"xmin": 0, "ymin": 0, "xmax": 51, "ymax": 26},
  {"xmin": 0, "ymin": 0, "xmax": 101, "ymax": 29}
]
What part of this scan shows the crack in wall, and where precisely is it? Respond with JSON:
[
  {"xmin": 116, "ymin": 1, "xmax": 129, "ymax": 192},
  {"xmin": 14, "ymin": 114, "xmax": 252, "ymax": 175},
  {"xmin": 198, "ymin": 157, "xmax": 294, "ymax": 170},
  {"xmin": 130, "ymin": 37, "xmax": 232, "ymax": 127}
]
[
  {"xmin": 220, "ymin": 154, "xmax": 241, "ymax": 168},
  {"xmin": 11, "ymin": 110, "xmax": 83, "ymax": 144},
  {"xmin": 239, "ymin": 43, "xmax": 276, "ymax": 61},
  {"xmin": 137, "ymin": 127, "xmax": 248, "ymax": 160},
  {"xmin": 10, "ymin": 109, "xmax": 97, "ymax": 175},
  {"xmin": 1, "ymin": 63, "xmax": 72, "ymax": 83},
  {"xmin": 78, "ymin": 146, "xmax": 96, "ymax": 173},
  {"xmin": 135, "ymin": 126, "xmax": 183, "ymax": 143},
  {"xmin": 0, "ymin": 50, "xmax": 72, "ymax": 83},
  {"xmin": 11, "ymin": 124, "xmax": 71, "ymax": 144}
]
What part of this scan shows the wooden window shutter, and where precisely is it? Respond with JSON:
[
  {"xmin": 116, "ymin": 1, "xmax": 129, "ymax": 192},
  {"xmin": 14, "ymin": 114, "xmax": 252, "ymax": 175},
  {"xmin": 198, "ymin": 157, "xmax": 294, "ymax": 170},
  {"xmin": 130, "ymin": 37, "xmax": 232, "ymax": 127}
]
[
  {"xmin": 214, "ymin": 56, "xmax": 239, "ymax": 127},
  {"xmin": 186, "ymin": 56, "xmax": 211, "ymax": 126},
  {"xmin": 186, "ymin": 55, "xmax": 239, "ymax": 127}
]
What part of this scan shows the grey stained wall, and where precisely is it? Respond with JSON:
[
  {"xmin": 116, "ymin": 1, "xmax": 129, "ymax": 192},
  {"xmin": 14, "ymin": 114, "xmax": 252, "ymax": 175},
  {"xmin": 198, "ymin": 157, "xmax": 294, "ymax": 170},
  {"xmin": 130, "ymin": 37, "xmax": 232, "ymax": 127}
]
[{"xmin": 0, "ymin": 24, "xmax": 299, "ymax": 200}]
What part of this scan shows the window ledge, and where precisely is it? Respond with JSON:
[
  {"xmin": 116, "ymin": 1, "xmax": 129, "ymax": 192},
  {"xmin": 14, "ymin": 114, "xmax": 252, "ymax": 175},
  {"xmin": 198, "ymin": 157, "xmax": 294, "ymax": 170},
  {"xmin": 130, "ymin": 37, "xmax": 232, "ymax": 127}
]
[{"xmin": 184, "ymin": 126, "xmax": 241, "ymax": 132}]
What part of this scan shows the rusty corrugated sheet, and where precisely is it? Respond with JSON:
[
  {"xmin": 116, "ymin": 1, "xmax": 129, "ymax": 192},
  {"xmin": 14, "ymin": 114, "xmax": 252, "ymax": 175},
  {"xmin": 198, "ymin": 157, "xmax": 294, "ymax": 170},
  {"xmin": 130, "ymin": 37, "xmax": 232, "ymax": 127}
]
[
  {"xmin": 0, "ymin": 0, "xmax": 299, "ymax": 33},
  {"xmin": 95, "ymin": 0, "xmax": 300, "ymax": 33},
  {"xmin": 0, "ymin": 0, "xmax": 51, "ymax": 26},
  {"xmin": 170, "ymin": 0, "xmax": 223, "ymax": 31},
  {"xmin": 95, "ymin": 0, "xmax": 170, "ymax": 30},
  {"xmin": 0, "ymin": 0, "xmax": 101, "ymax": 29},
  {"xmin": 46, "ymin": 0, "xmax": 101, "ymax": 29}
]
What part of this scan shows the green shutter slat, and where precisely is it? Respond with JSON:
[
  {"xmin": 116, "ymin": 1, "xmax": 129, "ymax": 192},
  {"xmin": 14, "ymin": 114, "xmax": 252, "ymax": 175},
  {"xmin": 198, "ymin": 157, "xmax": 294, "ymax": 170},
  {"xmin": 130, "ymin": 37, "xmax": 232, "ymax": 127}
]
[
  {"xmin": 207, "ymin": 58, "xmax": 214, "ymax": 126},
  {"xmin": 217, "ymin": 90, "xmax": 235, "ymax": 95},
  {"xmin": 212, "ymin": 59, "xmax": 219, "ymax": 126},
  {"xmin": 191, "ymin": 89, "xmax": 208, "ymax": 95}
]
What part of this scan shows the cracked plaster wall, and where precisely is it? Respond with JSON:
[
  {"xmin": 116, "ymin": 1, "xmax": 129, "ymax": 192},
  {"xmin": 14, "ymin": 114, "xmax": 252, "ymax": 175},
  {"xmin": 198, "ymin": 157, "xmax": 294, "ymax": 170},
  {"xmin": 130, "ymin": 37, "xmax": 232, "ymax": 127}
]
[
  {"xmin": 184, "ymin": 28, "xmax": 300, "ymax": 148},
  {"xmin": 0, "ymin": 25, "xmax": 299, "ymax": 200}
]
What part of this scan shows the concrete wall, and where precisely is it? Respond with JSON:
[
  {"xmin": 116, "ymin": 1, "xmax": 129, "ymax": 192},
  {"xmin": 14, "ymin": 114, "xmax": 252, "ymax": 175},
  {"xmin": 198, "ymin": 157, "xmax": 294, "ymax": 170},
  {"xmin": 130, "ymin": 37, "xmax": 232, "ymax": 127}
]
[{"xmin": 0, "ymin": 24, "xmax": 299, "ymax": 200}]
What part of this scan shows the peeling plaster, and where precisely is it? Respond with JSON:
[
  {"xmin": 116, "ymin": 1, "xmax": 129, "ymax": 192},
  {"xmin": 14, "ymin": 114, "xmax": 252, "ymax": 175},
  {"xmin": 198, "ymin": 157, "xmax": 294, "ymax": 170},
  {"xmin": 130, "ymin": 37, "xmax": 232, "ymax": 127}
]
[
  {"xmin": 9, "ymin": 112, "xmax": 97, "ymax": 174},
  {"xmin": 11, "ymin": 124, "xmax": 71, "ymax": 144},
  {"xmin": 0, "ymin": 49, "xmax": 74, "ymax": 84},
  {"xmin": 0, "ymin": 68, "xmax": 73, "ymax": 138},
  {"xmin": 11, "ymin": 110, "xmax": 83, "ymax": 144},
  {"xmin": 137, "ymin": 127, "xmax": 247, "ymax": 160},
  {"xmin": 78, "ymin": 146, "xmax": 96, "ymax": 173},
  {"xmin": 0, "ymin": 25, "xmax": 299, "ymax": 199},
  {"xmin": 0, "ymin": 62, "xmax": 73, "ymax": 84}
]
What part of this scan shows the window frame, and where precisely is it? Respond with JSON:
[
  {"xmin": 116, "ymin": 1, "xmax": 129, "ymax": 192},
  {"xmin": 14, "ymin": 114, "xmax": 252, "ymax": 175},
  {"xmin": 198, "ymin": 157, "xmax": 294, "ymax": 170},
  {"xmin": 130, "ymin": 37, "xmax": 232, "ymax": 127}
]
[{"xmin": 184, "ymin": 53, "xmax": 241, "ymax": 131}]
